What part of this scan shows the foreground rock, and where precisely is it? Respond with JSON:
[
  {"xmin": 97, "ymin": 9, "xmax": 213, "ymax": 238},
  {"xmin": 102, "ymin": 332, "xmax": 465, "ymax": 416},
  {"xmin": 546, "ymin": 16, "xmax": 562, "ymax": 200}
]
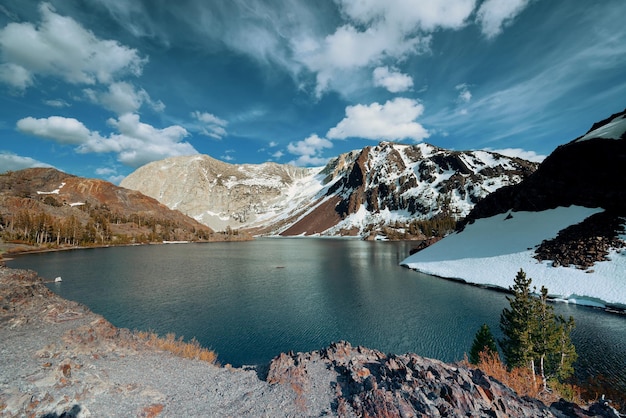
[{"xmin": 0, "ymin": 266, "xmax": 620, "ymax": 417}]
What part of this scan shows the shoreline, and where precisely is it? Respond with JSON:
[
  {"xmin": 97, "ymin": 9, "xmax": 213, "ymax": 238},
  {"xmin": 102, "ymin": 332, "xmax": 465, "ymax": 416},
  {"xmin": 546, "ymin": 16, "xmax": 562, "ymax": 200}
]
[
  {"xmin": 3, "ymin": 265, "xmax": 613, "ymax": 417},
  {"xmin": 400, "ymin": 264, "xmax": 626, "ymax": 315}
]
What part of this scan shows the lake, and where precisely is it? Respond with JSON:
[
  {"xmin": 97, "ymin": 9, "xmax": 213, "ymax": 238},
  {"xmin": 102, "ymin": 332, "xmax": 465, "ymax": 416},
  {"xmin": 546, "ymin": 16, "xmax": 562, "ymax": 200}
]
[{"xmin": 7, "ymin": 238, "xmax": 626, "ymax": 391}]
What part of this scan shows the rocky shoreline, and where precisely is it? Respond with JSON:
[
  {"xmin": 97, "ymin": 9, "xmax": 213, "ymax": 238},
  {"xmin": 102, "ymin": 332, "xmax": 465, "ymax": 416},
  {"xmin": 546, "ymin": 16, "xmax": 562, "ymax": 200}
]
[{"xmin": 0, "ymin": 266, "xmax": 621, "ymax": 417}]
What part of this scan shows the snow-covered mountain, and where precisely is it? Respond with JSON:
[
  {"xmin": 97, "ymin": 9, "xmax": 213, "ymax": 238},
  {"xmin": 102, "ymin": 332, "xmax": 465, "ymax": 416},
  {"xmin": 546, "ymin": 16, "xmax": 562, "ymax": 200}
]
[
  {"xmin": 402, "ymin": 108, "xmax": 626, "ymax": 308},
  {"xmin": 121, "ymin": 142, "xmax": 536, "ymax": 238}
]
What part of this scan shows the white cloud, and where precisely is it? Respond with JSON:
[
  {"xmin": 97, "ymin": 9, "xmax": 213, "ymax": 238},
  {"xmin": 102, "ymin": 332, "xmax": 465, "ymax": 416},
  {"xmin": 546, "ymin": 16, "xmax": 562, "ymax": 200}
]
[
  {"xmin": 293, "ymin": 0, "xmax": 476, "ymax": 96},
  {"xmin": 485, "ymin": 147, "xmax": 546, "ymax": 163},
  {"xmin": 293, "ymin": 24, "xmax": 428, "ymax": 97},
  {"xmin": 0, "ymin": 63, "xmax": 33, "ymax": 90},
  {"xmin": 272, "ymin": 150, "xmax": 284, "ymax": 158},
  {"xmin": 287, "ymin": 134, "xmax": 332, "ymax": 166},
  {"xmin": 95, "ymin": 167, "xmax": 125, "ymax": 184},
  {"xmin": 337, "ymin": 0, "xmax": 476, "ymax": 32},
  {"xmin": 327, "ymin": 98, "xmax": 430, "ymax": 142},
  {"xmin": 17, "ymin": 114, "xmax": 197, "ymax": 168},
  {"xmin": 0, "ymin": 152, "xmax": 52, "ymax": 172},
  {"xmin": 43, "ymin": 99, "xmax": 70, "ymax": 108},
  {"xmin": 373, "ymin": 66, "xmax": 413, "ymax": 93},
  {"xmin": 476, "ymin": 0, "xmax": 532, "ymax": 39},
  {"xmin": 456, "ymin": 83, "xmax": 472, "ymax": 103},
  {"xmin": 0, "ymin": 2, "xmax": 146, "ymax": 90},
  {"xmin": 269, "ymin": 141, "xmax": 278, "ymax": 147},
  {"xmin": 191, "ymin": 111, "xmax": 228, "ymax": 139},
  {"xmin": 17, "ymin": 116, "xmax": 94, "ymax": 145},
  {"xmin": 85, "ymin": 82, "xmax": 164, "ymax": 115}
]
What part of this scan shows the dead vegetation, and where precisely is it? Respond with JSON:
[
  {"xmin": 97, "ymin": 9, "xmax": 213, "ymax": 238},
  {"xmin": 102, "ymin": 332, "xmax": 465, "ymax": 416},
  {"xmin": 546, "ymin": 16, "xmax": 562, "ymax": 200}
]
[{"xmin": 135, "ymin": 331, "xmax": 218, "ymax": 364}]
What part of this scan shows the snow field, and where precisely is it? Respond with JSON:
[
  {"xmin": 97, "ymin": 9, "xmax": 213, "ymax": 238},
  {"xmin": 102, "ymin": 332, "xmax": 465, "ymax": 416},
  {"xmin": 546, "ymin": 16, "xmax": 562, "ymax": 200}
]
[{"xmin": 401, "ymin": 206, "xmax": 626, "ymax": 307}]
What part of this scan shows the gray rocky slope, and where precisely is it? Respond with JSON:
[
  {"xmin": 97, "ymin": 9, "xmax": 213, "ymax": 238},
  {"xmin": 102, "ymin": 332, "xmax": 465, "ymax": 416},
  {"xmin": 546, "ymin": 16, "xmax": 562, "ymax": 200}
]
[
  {"xmin": 1, "ymin": 266, "xmax": 621, "ymax": 417},
  {"xmin": 120, "ymin": 142, "xmax": 537, "ymax": 237}
]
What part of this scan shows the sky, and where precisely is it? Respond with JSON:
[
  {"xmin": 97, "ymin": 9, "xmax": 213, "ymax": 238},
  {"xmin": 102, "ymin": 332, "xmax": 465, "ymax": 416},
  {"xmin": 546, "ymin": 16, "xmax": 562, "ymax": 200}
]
[{"xmin": 1, "ymin": 0, "xmax": 625, "ymax": 184}]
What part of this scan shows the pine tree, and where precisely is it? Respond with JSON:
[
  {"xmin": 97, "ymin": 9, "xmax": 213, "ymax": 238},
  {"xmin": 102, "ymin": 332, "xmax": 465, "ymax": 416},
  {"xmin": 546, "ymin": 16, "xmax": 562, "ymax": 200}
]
[
  {"xmin": 499, "ymin": 269, "xmax": 577, "ymax": 387},
  {"xmin": 469, "ymin": 323, "xmax": 498, "ymax": 364},
  {"xmin": 499, "ymin": 269, "xmax": 537, "ymax": 373},
  {"xmin": 533, "ymin": 286, "xmax": 561, "ymax": 390}
]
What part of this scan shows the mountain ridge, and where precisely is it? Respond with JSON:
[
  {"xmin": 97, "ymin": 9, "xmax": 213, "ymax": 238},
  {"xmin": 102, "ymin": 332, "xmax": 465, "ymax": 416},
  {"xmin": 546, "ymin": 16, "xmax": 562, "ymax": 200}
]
[
  {"xmin": 0, "ymin": 168, "xmax": 249, "ymax": 250},
  {"xmin": 121, "ymin": 142, "xmax": 537, "ymax": 239}
]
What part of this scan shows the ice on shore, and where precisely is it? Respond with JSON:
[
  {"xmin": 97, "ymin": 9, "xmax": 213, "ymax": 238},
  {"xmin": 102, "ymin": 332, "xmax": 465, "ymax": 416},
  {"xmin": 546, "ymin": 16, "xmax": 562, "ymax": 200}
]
[{"xmin": 401, "ymin": 206, "xmax": 626, "ymax": 308}]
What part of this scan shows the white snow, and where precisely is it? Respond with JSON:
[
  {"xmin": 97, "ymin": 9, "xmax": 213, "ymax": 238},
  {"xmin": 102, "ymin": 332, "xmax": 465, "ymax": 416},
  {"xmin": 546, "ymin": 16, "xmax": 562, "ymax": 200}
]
[
  {"xmin": 576, "ymin": 114, "xmax": 626, "ymax": 142},
  {"xmin": 37, "ymin": 182, "xmax": 66, "ymax": 195},
  {"xmin": 401, "ymin": 206, "xmax": 626, "ymax": 308}
]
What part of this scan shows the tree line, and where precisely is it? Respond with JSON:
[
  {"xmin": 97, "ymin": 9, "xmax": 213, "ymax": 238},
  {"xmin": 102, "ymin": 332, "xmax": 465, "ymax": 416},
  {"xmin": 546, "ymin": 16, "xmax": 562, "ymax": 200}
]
[{"xmin": 0, "ymin": 204, "xmax": 212, "ymax": 247}]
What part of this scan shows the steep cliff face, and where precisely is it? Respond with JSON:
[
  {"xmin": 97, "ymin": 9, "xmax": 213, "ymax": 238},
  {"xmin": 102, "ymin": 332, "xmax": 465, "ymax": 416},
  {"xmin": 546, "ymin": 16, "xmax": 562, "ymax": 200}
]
[
  {"xmin": 281, "ymin": 142, "xmax": 537, "ymax": 237},
  {"xmin": 121, "ymin": 143, "xmax": 536, "ymax": 237}
]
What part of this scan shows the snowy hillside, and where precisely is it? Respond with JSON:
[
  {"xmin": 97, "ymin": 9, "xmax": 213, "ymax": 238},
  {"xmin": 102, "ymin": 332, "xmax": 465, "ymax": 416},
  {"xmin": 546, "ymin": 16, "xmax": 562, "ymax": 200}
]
[
  {"xmin": 402, "ymin": 108, "xmax": 626, "ymax": 308},
  {"xmin": 277, "ymin": 142, "xmax": 536, "ymax": 237},
  {"xmin": 401, "ymin": 207, "xmax": 626, "ymax": 308}
]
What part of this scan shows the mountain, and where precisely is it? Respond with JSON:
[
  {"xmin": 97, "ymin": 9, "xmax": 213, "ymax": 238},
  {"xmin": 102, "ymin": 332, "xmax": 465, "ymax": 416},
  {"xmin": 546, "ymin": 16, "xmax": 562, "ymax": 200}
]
[
  {"xmin": 121, "ymin": 142, "xmax": 537, "ymax": 239},
  {"xmin": 402, "ymin": 108, "xmax": 626, "ymax": 308},
  {"xmin": 0, "ymin": 168, "xmax": 243, "ymax": 250}
]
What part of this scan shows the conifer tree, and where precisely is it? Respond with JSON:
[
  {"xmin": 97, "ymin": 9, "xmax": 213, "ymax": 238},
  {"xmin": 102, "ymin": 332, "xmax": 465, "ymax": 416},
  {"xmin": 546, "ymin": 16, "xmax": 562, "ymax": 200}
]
[
  {"xmin": 499, "ymin": 269, "xmax": 577, "ymax": 387},
  {"xmin": 499, "ymin": 269, "xmax": 537, "ymax": 373},
  {"xmin": 469, "ymin": 323, "xmax": 498, "ymax": 364}
]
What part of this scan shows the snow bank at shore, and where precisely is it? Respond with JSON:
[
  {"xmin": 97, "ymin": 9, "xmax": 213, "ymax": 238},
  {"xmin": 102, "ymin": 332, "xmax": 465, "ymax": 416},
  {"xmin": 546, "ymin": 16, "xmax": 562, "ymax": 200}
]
[{"xmin": 401, "ymin": 206, "xmax": 626, "ymax": 308}]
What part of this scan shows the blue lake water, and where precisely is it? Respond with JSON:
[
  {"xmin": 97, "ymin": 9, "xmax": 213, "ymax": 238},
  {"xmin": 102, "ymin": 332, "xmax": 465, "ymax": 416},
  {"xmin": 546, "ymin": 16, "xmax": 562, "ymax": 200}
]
[{"xmin": 7, "ymin": 238, "xmax": 626, "ymax": 390}]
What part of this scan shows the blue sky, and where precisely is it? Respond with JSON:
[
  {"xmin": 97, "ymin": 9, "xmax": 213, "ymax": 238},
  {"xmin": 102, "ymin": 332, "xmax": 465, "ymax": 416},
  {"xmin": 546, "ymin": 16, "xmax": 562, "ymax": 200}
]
[{"xmin": 1, "ymin": 0, "xmax": 625, "ymax": 184}]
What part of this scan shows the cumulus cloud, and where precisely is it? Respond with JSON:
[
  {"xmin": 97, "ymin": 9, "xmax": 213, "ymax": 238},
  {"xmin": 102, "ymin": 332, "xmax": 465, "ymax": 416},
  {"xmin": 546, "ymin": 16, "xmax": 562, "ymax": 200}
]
[
  {"xmin": 0, "ymin": 2, "xmax": 146, "ymax": 90},
  {"xmin": 17, "ymin": 114, "xmax": 197, "ymax": 167},
  {"xmin": 287, "ymin": 134, "xmax": 333, "ymax": 166},
  {"xmin": 191, "ymin": 111, "xmax": 228, "ymax": 139},
  {"xmin": 327, "ymin": 98, "xmax": 429, "ymax": 142},
  {"xmin": 373, "ymin": 66, "xmax": 413, "ymax": 93},
  {"xmin": 0, "ymin": 152, "xmax": 52, "ymax": 172},
  {"xmin": 476, "ymin": 0, "xmax": 532, "ymax": 39},
  {"xmin": 17, "ymin": 116, "xmax": 94, "ymax": 145},
  {"xmin": 0, "ymin": 63, "xmax": 33, "ymax": 90},
  {"xmin": 293, "ymin": 23, "xmax": 428, "ymax": 97},
  {"xmin": 293, "ymin": 0, "xmax": 476, "ymax": 96},
  {"xmin": 84, "ymin": 82, "xmax": 164, "ymax": 115},
  {"xmin": 485, "ymin": 147, "xmax": 546, "ymax": 163}
]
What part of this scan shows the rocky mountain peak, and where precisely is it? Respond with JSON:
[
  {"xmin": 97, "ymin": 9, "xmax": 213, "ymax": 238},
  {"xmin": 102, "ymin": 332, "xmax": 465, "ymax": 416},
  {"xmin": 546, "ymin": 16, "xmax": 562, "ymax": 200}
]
[{"xmin": 121, "ymin": 143, "xmax": 537, "ymax": 238}]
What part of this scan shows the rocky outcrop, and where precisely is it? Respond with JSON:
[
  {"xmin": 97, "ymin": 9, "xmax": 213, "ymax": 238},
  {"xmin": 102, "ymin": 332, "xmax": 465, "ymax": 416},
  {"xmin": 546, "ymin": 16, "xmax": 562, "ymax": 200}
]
[
  {"xmin": 266, "ymin": 341, "xmax": 622, "ymax": 417},
  {"xmin": 534, "ymin": 211, "xmax": 625, "ymax": 269}
]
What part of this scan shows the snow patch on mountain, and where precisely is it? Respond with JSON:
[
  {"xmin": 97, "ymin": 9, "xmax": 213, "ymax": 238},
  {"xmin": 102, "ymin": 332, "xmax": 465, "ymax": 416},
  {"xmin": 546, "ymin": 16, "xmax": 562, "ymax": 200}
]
[
  {"xmin": 576, "ymin": 113, "xmax": 626, "ymax": 142},
  {"xmin": 401, "ymin": 206, "xmax": 626, "ymax": 308}
]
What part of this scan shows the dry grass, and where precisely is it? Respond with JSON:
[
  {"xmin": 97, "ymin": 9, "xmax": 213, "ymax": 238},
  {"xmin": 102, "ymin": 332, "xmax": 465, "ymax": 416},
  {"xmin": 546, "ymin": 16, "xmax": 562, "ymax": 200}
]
[
  {"xmin": 135, "ymin": 331, "xmax": 217, "ymax": 364},
  {"xmin": 465, "ymin": 350, "xmax": 584, "ymax": 406}
]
